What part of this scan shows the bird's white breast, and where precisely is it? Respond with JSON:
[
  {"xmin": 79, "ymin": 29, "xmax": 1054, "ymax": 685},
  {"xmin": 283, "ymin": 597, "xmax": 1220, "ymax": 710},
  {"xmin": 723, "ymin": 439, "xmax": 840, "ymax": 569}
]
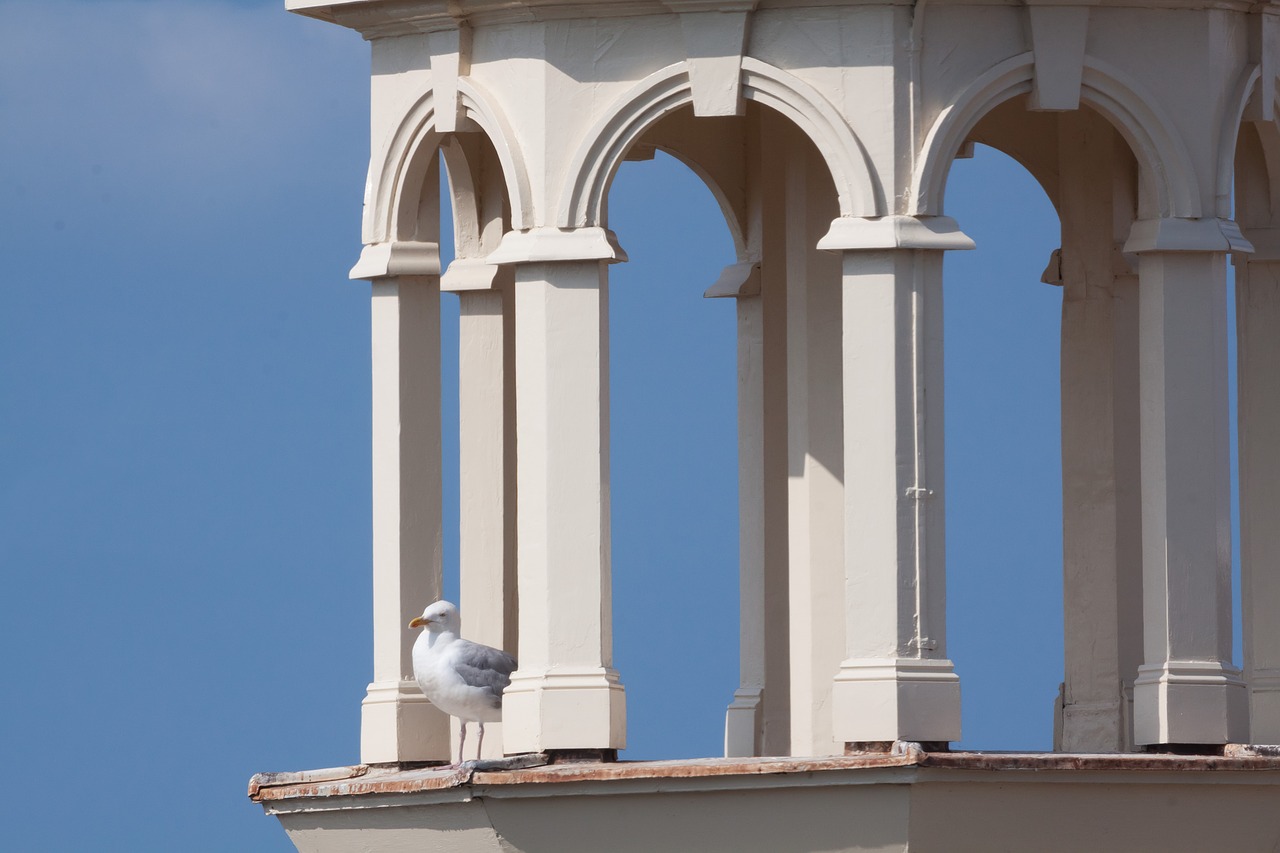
[{"xmin": 412, "ymin": 631, "xmax": 503, "ymax": 723}]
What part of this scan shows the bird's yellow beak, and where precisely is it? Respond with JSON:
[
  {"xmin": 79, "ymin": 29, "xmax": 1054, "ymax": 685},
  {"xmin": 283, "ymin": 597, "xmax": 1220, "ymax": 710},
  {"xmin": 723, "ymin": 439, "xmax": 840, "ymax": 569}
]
[{"xmin": 408, "ymin": 616, "xmax": 428, "ymax": 629}]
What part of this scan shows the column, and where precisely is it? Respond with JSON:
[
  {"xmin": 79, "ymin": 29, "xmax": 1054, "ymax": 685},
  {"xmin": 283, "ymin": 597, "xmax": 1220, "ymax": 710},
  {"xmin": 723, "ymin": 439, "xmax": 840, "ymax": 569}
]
[
  {"xmin": 489, "ymin": 228, "xmax": 627, "ymax": 757},
  {"xmin": 1237, "ymin": 234, "xmax": 1280, "ymax": 743},
  {"xmin": 1056, "ymin": 113, "xmax": 1143, "ymax": 752},
  {"xmin": 821, "ymin": 215, "xmax": 971, "ymax": 747},
  {"xmin": 442, "ymin": 262, "xmax": 518, "ymax": 760},
  {"xmin": 710, "ymin": 255, "xmax": 791, "ymax": 757},
  {"xmin": 353, "ymin": 241, "xmax": 451, "ymax": 764},
  {"xmin": 779, "ymin": 131, "xmax": 845, "ymax": 757},
  {"xmin": 722, "ymin": 286, "xmax": 766, "ymax": 757},
  {"xmin": 1126, "ymin": 219, "xmax": 1248, "ymax": 747}
]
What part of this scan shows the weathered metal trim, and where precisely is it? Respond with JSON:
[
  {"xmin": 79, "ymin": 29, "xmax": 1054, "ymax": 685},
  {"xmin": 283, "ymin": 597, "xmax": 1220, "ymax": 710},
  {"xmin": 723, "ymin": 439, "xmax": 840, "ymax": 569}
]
[{"xmin": 249, "ymin": 749, "xmax": 1280, "ymax": 808}]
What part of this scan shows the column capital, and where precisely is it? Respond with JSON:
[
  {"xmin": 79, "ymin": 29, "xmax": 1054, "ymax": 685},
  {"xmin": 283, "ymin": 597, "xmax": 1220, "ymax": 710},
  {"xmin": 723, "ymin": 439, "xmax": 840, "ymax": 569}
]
[
  {"xmin": 1123, "ymin": 217, "xmax": 1253, "ymax": 255},
  {"xmin": 349, "ymin": 241, "xmax": 442, "ymax": 280},
  {"xmin": 487, "ymin": 226, "xmax": 627, "ymax": 266},
  {"xmin": 440, "ymin": 257, "xmax": 503, "ymax": 292},
  {"xmin": 816, "ymin": 215, "xmax": 975, "ymax": 253}
]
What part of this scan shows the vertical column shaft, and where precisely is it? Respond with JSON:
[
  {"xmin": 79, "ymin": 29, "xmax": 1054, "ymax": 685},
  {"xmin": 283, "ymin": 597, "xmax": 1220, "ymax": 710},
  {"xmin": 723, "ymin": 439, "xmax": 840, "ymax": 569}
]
[
  {"xmin": 455, "ymin": 281, "xmax": 518, "ymax": 759},
  {"xmin": 502, "ymin": 259, "xmax": 626, "ymax": 754},
  {"xmin": 780, "ymin": 132, "xmax": 845, "ymax": 757},
  {"xmin": 831, "ymin": 245, "xmax": 960, "ymax": 746},
  {"xmin": 1238, "ymin": 254, "xmax": 1280, "ymax": 742},
  {"xmin": 725, "ymin": 292, "xmax": 767, "ymax": 757},
  {"xmin": 362, "ymin": 274, "xmax": 451, "ymax": 764},
  {"xmin": 1131, "ymin": 246, "xmax": 1246, "ymax": 746},
  {"xmin": 1056, "ymin": 113, "xmax": 1143, "ymax": 752}
]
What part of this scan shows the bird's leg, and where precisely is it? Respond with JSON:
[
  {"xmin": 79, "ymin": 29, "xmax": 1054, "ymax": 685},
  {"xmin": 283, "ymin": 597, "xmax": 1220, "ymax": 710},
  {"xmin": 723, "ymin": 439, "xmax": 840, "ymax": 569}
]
[
  {"xmin": 457, "ymin": 721, "xmax": 467, "ymax": 767},
  {"xmin": 477, "ymin": 721, "xmax": 485, "ymax": 761}
]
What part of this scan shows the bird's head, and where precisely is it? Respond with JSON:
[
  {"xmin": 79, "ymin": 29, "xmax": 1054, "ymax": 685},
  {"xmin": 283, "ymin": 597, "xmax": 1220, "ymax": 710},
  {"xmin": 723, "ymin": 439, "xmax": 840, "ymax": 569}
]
[{"xmin": 409, "ymin": 600, "xmax": 460, "ymax": 634}]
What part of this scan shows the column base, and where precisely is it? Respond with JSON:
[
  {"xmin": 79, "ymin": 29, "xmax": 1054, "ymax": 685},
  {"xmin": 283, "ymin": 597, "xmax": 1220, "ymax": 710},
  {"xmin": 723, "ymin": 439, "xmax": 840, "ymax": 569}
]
[
  {"xmin": 724, "ymin": 687, "xmax": 764, "ymax": 757},
  {"xmin": 502, "ymin": 667, "xmax": 626, "ymax": 754},
  {"xmin": 1133, "ymin": 661, "xmax": 1248, "ymax": 746},
  {"xmin": 1060, "ymin": 698, "xmax": 1126, "ymax": 753},
  {"xmin": 360, "ymin": 680, "xmax": 451, "ymax": 764},
  {"xmin": 831, "ymin": 658, "xmax": 961, "ymax": 744},
  {"xmin": 1249, "ymin": 669, "xmax": 1280, "ymax": 744}
]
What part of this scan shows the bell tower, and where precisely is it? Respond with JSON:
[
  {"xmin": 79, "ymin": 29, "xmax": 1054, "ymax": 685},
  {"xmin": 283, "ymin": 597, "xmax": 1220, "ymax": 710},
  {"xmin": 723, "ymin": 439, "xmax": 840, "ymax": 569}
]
[{"xmin": 251, "ymin": 2, "xmax": 1280, "ymax": 849}]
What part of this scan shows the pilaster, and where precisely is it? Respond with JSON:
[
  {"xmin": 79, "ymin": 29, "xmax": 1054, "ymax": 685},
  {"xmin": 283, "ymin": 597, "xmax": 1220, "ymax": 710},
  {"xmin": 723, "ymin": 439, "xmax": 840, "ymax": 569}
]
[
  {"xmin": 1056, "ymin": 112, "xmax": 1143, "ymax": 753},
  {"xmin": 355, "ymin": 241, "xmax": 451, "ymax": 764},
  {"xmin": 1124, "ymin": 221, "xmax": 1248, "ymax": 747},
  {"xmin": 492, "ymin": 230, "xmax": 626, "ymax": 755},
  {"xmin": 442, "ymin": 262, "xmax": 518, "ymax": 760},
  {"xmin": 1236, "ymin": 230, "xmax": 1280, "ymax": 743},
  {"xmin": 709, "ymin": 262, "xmax": 770, "ymax": 758},
  {"xmin": 776, "ymin": 125, "xmax": 844, "ymax": 757},
  {"xmin": 825, "ymin": 217, "xmax": 972, "ymax": 746}
]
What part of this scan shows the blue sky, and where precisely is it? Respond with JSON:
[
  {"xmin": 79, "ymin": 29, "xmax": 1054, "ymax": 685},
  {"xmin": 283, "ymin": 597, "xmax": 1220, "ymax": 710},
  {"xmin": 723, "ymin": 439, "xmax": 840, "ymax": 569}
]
[{"xmin": 0, "ymin": 1, "xmax": 1236, "ymax": 849}]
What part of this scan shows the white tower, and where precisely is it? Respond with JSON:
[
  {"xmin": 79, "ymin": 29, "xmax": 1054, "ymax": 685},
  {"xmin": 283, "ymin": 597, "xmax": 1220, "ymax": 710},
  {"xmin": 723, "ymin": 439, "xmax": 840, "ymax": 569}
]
[{"xmin": 252, "ymin": 1, "xmax": 1280, "ymax": 849}]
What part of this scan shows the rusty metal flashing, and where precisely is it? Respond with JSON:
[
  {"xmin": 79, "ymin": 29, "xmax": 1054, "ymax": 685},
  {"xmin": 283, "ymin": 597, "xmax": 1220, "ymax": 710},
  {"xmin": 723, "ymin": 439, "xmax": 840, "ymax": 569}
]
[{"xmin": 248, "ymin": 747, "xmax": 1280, "ymax": 804}]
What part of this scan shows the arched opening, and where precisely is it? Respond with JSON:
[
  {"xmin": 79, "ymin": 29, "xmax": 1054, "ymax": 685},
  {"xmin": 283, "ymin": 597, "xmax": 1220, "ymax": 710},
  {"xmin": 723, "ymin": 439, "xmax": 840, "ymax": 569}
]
[
  {"xmin": 368, "ymin": 122, "xmax": 521, "ymax": 763},
  {"xmin": 606, "ymin": 144, "xmax": 739, "ymax": 760},
  {"xmin": 597, "ymin": 99, "xmax": 848, "ymax": 758},
  {"xmin": 942, "ymin": 97, "xmax": 1150, "ymax": 752},
  {"xmin": 943, "ymin": 140, "xmax": 1064, "ymax": 750}
]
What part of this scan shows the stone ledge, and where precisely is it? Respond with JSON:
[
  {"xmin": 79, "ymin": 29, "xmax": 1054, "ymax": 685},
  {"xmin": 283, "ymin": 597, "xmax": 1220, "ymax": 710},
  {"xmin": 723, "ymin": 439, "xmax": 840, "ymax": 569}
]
[{"xmin": 249, "ymin": 747, "xmax": 1280, "ymax": 803}]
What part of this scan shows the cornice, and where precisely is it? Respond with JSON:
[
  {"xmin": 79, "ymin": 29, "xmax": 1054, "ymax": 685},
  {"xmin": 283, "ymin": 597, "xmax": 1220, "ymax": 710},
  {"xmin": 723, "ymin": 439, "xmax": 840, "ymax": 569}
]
[{"xmin": 292, "ymin": 0, "xmax": 1275, "ymax": 39}]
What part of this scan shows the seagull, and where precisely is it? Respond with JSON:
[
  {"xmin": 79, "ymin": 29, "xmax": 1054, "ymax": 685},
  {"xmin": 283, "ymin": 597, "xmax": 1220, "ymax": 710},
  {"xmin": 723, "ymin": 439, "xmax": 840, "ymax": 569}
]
[{"xmin": 408, "ymin": 600, "xmax": 517, "ymax": 764}]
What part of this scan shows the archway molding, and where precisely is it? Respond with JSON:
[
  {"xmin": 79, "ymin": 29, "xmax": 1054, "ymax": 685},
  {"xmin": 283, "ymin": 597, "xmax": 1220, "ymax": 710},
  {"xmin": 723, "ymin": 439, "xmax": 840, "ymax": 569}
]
[
  {"xmin": 911, "ymin": 53, "xmax": 1201, "ymax": 220},
  {"xmin": 363, "ymin": 79, "xmax": 532, "ymax": 245},
  {"xmin": 559, "ymin": 57, "xmax": 883, "ymax": 230},
  {"xmin": 1216, "ymin": 65, "xmax": 1264, "ymax": 218}
]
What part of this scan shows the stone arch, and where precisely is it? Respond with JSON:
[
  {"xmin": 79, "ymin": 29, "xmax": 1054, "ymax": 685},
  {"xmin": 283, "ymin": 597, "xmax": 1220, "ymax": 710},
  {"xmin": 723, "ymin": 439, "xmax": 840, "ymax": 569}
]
[
  {"xmin": 650, "ymin": 145, "xmax": 749, "ymax": 262},
  {"xmin": 559, "ymin": 57, "xmax": 883, "ymax": 230},
  {"xmin": 363, "ymin": 79, "xmax": 531, "ymax": 245},
  {"xmin": 1217, "ymin": 64, "xmax": 1263, "ymax": 218},
  {"xmin": 1235, "ymin": 115, "xmax": 1280, "ymax": 230},
  {"xmin": 911, "ymin": 53, "xmax": 1201, "ymax": 220}
]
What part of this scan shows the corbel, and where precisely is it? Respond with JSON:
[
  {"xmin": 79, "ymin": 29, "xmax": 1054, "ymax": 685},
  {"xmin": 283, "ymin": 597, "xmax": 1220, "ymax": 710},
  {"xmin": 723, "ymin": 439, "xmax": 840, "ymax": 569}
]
[{"xmin": 704, "ymin": 257, "xmax": 761, "ymax": 298}]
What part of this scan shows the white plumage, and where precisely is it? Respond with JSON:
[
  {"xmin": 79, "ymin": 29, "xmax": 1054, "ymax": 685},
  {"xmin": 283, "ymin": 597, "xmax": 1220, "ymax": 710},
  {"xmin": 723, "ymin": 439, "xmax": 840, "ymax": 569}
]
[{"xmin": 409, "ymin": 600, "xmax": 517, "ymax": 764}]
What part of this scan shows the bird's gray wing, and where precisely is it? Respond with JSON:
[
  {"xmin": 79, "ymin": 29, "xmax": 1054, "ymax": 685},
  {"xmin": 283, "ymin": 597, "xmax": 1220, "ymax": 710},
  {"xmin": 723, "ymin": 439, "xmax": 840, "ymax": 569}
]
[{"xmin": 453, "ymin": 641, "xmax": 518, "ymax": 708}]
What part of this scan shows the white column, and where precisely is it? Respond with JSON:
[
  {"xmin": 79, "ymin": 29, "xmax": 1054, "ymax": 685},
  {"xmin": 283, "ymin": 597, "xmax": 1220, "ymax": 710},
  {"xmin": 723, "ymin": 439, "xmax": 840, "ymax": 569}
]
[
  {"xmin": 1056, "ymin": 112, "xmax": 1143, "ymax": 753},
  {"xmin": 1126, "ymin": 220, "xmax": 1248, "ymax": 747},
  {"xmin": 713, "ymin": 270, "xmax": 767, "ymax": 756},
  {"xmin": 711, "ymin": 256, "xmax": 791, "ymax": 757},
  {"xmin": 1237, "ymin": 242, "xmax": 1280, "ymax": 743},
  {"xmin": 781, "ymin": 136, "xmax": 845, "ymax": 758},
  {"xmin": 821, "ymin": 216, "xmax": 971, "ymax": 747},
  {"xmin": 489, "ymin": 228, "xmax": 627, "ymax": 756},
  {"xmin": 354, "ymin": 241, "xmax": 451, "ymax": 764},
  {"xmin": 443, "ymin": 266, "xmax": 518, "ymax": 760}
]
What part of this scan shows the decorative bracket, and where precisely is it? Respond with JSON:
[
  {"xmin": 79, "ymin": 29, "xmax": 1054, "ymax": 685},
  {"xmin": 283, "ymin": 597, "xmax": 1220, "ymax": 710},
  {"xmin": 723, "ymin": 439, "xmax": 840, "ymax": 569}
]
[{"xmin": 703, "ymin": 258, "xmax": 761, "ymax": 298}]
